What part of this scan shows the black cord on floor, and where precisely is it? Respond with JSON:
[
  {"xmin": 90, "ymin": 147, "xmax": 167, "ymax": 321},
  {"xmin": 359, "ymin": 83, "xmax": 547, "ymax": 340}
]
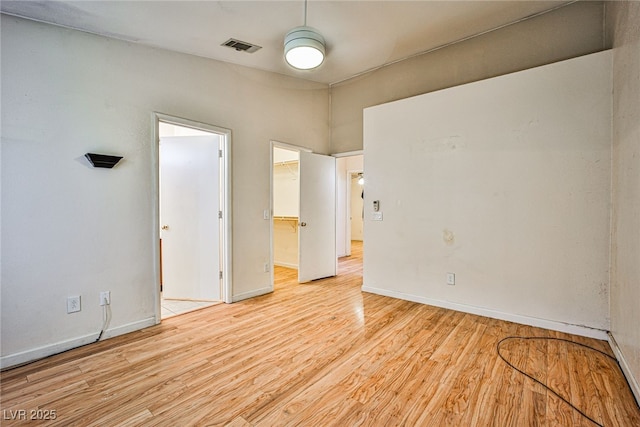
[{"xmin": 496, "ymin": 336, "xmax": 617, "ymax": 427}]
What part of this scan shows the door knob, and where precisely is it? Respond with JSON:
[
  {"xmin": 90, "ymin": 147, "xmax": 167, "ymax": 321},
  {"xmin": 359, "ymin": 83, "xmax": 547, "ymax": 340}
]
[
  {"xmin": 161, "ymin": 225, "xmax": 169, "ymax": 230},
  {"xmin": 299, "ymin": 222, "xmax": 307, "ymax": 227}
]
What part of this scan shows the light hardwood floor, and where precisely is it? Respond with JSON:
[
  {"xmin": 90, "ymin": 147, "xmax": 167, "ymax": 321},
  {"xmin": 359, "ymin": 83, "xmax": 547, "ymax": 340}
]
[{"xmin": 1, "ymin": 241, "xmax": 639, "ymax": 426}]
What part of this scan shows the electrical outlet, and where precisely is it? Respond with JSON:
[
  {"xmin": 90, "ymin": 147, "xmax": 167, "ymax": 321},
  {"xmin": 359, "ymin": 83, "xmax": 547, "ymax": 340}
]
[
  {"xmin": 446, "ymin": 273, "xmax": 456, "ymax": 286},
  {"xmin": 67, "ymin": 296, "xmax": 81, "ymax": 313},
  {"xmin": 264, "ymin": 262, "xmax": 270, "ymax": 273},
  {"xmin": 100, "ymin": 291, "xmax": 111, "ymax": 306}
]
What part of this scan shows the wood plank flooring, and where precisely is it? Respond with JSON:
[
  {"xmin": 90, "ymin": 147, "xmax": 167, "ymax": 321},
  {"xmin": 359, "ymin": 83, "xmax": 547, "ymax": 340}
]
[{"xmin": 2, "ymin": 241, "xmax": 639, "ymax": 426}]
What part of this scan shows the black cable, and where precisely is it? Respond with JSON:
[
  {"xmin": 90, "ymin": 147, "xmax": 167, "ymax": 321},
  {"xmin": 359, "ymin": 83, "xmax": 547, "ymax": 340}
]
[{"xmin": 496, "ymin": 336, "xmax": 617, "ymax": 427}]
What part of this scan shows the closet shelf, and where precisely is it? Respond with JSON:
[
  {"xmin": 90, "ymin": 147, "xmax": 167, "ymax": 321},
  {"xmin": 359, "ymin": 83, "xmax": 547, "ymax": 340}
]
[{"xmin": 273, "ymin": 216, "xmax": 299, "ymax": 221}]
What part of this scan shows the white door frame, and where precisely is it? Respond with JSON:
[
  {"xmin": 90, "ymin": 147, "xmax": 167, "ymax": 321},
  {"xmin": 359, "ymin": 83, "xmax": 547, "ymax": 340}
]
[
  {"xmin": 269, "ymin": 140, "xmax": 311, "ymax": 289},
  {"xmin": 152, "ymin": 113, "xmax": 233, "ymax": 323}
]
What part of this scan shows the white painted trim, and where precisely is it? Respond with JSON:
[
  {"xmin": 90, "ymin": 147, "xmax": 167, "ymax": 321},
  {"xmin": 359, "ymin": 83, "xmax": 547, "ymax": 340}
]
[
  {"xmin": 362, "ymin": 285, "xmax": 609, "ymax": 340},
  {"xmin": 608, "ymin": 332, "xmax": 640, "ymax": 406},
  {"xmin": 151, "ymin": 115, "xmax": 162, "ymax": 323},
  {"xmin": 274, "ymin": 261, "xmax": 298, "ymax": 269},
  {"xmin": 0, "ymin": 317, "xmax": 155, "ymax": 369},
  {"xmin": 272, "ymin": 140, "xmax": 312, "ymax": 153},
  {"xmin": 232, "ymin": 287, "xmax": 273, "ymax": 302},
  {"xmin": 96, "ymin": 317, "xmax": 157, "ymax": 340},
  {"xmin": 220, "ymin": 130, "xmax": 233, "ymax": 304},
  {"xmin": 269, "ymin": 142, "xmax": 275, "ymax": 295},
  {"xmin": 332, "ymin": 150, "xmax": 364, "ymax": 158},
  {"xmin": 153, "ymin": 113, "xmax": 233, "ymax": 306}
]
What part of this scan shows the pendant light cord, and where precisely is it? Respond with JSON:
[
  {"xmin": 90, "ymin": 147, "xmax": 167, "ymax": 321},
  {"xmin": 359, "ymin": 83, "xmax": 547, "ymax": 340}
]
[{"xmin": 304, "ymin": 0, "xmax": 308, "ymax": 26}]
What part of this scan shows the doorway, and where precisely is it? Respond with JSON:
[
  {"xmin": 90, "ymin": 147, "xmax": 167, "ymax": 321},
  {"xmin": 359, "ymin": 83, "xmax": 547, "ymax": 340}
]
[
  {"xmin": 350, "ymin": 172, "xmax": 364, "ymax": 243},
  {"xmin": 335, "ymin": 154, "xmax": 364, "ymax": 259},
  {"xmin": 272, "ymin": 146, "xmax": 300, "ymax": 271},
  {"xmin": 270, "ymin": 141, "xmax": 337, "ymax": 288},
  {"xmin": 154, "ymin": 114, "xmax": 232, "ymax": 320}
]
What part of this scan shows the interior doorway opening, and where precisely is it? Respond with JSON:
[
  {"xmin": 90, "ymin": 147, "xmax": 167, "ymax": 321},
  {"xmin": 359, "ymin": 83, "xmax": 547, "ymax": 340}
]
[
  {"xmin": 349, "ymin": 171, "xmax": 364, "ymax": 244},
  {"xmin": 155, "ymin": 114, "xmax": 232, "ymax": 320},
  {"xmin": 335, "ymin": 153, "xmax": 364, "ymax": 263},
  {"xmin": 272, "ymin": 146, "xmax": 300, "ymax": 271},
  {"xmin": 270, "ymin": 141, "xmax": 337, "ymax": 289}
]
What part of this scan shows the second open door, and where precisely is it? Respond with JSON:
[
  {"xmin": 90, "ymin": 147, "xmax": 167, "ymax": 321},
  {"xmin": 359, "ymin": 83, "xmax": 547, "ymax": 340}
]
[{"xmin": 298, "ymin": 151, "xmax": 337, "ymax": 282}]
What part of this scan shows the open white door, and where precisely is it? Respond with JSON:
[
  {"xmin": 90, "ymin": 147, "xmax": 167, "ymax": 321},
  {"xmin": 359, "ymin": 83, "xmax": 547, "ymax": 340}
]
[
  {"xmin": 298, "ymin": 151, "xmax": 337, "ymax": 282},
  {"xmin": 160, "ymin": 135, "xmax": 221, "ymax": 300}
]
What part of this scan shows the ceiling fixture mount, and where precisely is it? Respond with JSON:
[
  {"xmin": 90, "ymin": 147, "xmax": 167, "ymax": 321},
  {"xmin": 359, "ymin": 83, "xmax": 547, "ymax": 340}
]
[{"xmin": 284, "ymin": 0, "xmax": 325, "ymax": 70}]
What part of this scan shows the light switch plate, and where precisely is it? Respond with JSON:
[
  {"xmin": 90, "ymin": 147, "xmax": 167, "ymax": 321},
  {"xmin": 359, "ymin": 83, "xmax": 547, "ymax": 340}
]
[{"xmin": 372, "ymin": 212, "xmax": 383, "ymax": 221}]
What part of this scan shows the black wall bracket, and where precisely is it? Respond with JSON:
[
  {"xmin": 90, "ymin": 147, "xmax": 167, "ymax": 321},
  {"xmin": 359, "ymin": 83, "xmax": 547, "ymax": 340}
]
[{"xmin": 85, "ymin": 153, "xmax": 123, "ymax": 169}]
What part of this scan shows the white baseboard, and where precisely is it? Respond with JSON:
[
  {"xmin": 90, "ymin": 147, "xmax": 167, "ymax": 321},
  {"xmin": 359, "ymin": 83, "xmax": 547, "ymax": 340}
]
[
  {"xmin": 97, "ymin": 317, "xmax": 157, "ymax": 341},
  {"xmin": 232, "ymin": 286, "xmax": 273, "ymax": 302},
  {"xmin": 274, "ymin": 261, "xmax": 298, "ymax": 269},
  {"xmin": 0, "ymin": 317, "xmax": 156, "ymax": 370},
  {"xmin": 608, "ymin": 332, "xmax": 640, "ymax": 406},
  {"xmin": 361, "ymin": 285, "xmax": 609, "ymax": 340}
]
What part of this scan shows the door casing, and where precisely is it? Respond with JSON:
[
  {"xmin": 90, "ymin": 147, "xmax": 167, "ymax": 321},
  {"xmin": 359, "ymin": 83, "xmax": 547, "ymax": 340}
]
[
  {"xmin": 153, "ymin": 113, "xmax": 233, "ymax": 323},
  {"xmin": 269, "ymin": 140, "xmax": 337, "ymax": 287}
]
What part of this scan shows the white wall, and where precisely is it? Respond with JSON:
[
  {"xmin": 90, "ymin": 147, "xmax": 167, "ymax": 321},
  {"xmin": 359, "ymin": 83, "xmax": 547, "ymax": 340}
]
[
  {"xmin": 273, "ymin": 219, "xmax": 298, "ymax": 269},
  {"xmin": 0, "ymin": 15, "xmax": 329, "ymax": 367},
  {"xmin": 607, "ymin": 0, "xmax": 640, "ymax": 401},
  {"xmin": 363, "ymin": 51, "xmax": 612, "ymax": 336},
  {"xmin": 273, "ymin": 150, "xmax": 299, "ymax": 218}
]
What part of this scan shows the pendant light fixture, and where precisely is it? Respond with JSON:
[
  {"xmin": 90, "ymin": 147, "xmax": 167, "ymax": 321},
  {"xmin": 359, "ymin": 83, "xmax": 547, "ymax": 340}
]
[{"xmin": 284, "ymin": 0, "xmax": 325, "ymax": 70}]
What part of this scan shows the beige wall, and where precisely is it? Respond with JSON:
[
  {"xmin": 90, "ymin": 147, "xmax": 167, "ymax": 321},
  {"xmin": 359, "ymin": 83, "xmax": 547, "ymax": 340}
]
[
  {"xmin": 0, "ymin": 15, "xmax": 329, "ymax": 367},
  {"xmin": 273, "ymin": 219, "xmax": 299, "ymax": 269},
  {"xmin": 331, "ymin": 1, "xmax": 606, "ymax": 154},
  {"xmin": 273, "ymin": 161, "xmax": 300, "ymax": 218},
  {"xmin": 363, "ymin": 51, "xmax": 612, "ymax": 336},
  {"xmin": 607, "ymin": 1, "xmax": 640, "ymax": 400}
]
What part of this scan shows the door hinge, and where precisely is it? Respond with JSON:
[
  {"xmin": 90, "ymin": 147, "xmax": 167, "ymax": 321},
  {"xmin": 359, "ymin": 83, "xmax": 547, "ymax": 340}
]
[
  {"xmin": 219, "ymin": 271, "xmax": 223, "ymax": 280},
  {"xmin": 218, "ymin": 210, "xmax": 223, "ymax": 219},
  {"xmin": 219, "ymin": 149, "xmax": 223, "ymax": 158}
]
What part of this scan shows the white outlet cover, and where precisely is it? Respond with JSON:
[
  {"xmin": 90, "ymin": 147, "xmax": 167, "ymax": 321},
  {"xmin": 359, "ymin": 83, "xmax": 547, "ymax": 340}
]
[
  {"xmin": 100, "ymin": 291, "xmax": 111, "ymax": 305},
  {"xmin": 446, "ymin": 273, "xmax": 455, "ymax": 285},
  {"xmin": 67, "ymin": 296, "xmax": 81, "ymax": 313}
]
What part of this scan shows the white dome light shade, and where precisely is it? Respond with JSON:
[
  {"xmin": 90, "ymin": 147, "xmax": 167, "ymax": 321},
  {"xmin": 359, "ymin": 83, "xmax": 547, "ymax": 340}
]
[{"xmin": 284, "ymin": 26, "xmax": 325, "ymax": 70}]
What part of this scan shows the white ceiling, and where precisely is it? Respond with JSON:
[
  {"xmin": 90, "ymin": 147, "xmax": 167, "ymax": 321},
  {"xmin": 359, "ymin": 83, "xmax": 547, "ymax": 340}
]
[{"xmin": 1, "ymin": 0, "xmax": 571, "ymax": 85}]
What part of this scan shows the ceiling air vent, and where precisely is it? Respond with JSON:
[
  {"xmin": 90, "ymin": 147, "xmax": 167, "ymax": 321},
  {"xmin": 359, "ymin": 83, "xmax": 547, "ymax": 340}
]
[{"xmin": 221, "ymin": 38, "xmax": 262, "ymax": 53}]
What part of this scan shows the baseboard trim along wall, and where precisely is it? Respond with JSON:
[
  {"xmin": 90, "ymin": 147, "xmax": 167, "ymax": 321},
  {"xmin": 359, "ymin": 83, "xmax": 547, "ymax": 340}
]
[
  {"xmin": 361, "ymin": 285, "xmax": 609, "ymax": 341},
  {"xmin": 0, "ymin": 317, "xmax": 156, "ymax": 370},
  {"xmin": 232, "ymin": 286, "xmax": 273, "ymax": 303},
  {"xmin": 274, "ymin": 262, "xmax": 298, "ymax": 269},
  {"xmin": 608, "ymin": 332, "xmax": 640, "ymax": 406}
]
